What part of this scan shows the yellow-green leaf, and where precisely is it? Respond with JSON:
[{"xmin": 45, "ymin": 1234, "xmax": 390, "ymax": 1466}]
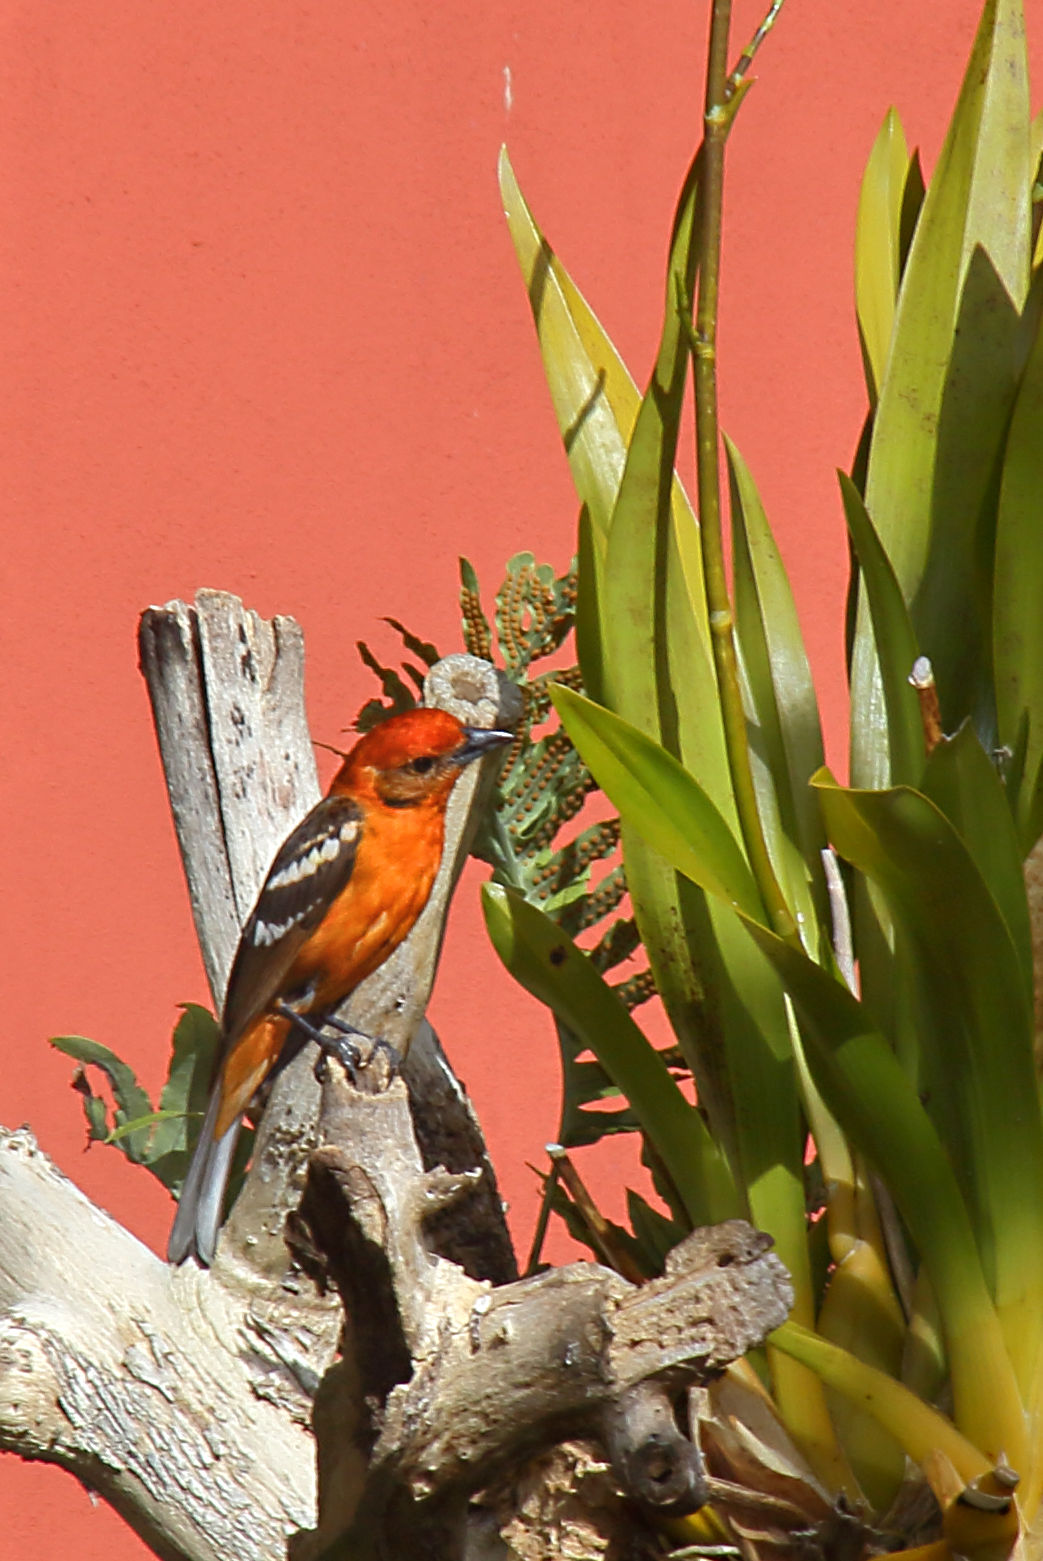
[
  {"xmin": 551, "ymin": 686, "xmax": 762, "ymax": 921},
  {"xmin": 481, "ymin": 882, "xmax": 738, "ymax": 1225},
  {"xmin": 855, "ymin": 108, "xmax": 912, "ymax": 405},
  {"xmin": 772, "ymin": 1322, "xmax": 992, "ymax": 1483},
  {"xmin": 994, "ymin": 293, "xmax": 1043, "ymax": 849},
  {"xmin": 852, "ymin": 0, "xmax": 1031, "ymax": 784},
  {"xmin": 499, "ymin": 146, "xmax": 639, "ymax": 545}
]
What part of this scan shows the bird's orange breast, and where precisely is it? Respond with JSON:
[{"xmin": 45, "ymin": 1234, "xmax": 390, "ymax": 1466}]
[
  {"xmin": 291, "ymin": 800, "xmax": 445, "ymax": 1002},
  {"xmin": 213, "ymin": 800, "xmax": 446, "ymax": 1138}
]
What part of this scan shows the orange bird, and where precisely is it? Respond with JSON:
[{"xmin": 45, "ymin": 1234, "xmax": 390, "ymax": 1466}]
[{"xmin": 168, "ymin": 707, "xmax": 511, "ymax": 1266}]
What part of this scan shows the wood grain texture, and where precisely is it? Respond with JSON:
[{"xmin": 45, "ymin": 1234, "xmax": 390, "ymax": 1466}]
[{"xmin": 1, "ymin": 592, "xmax": 792, "ymax": 1561}]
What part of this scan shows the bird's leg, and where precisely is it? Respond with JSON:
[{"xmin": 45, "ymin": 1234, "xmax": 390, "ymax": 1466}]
[
  {"xmin": 273, "ymin": 1001, "xmax": 401, "ymax": 1078},
  {"xmin": 323, "ymin": 1013, "xmax": 403, "ymax": 1076},
  {"xmin": 274, "ymin": 1000, "xmax": 363, "ymax": 1074}
]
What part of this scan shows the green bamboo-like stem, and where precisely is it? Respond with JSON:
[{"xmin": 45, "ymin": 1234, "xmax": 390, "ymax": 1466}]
[
  {"xmin": 691, "ymin": 0, "xmax": 797, "ymax": 945},
  {"xmin": 727, "ymin": 0, "xmax": 786, "ymax": 96},
  {"xmin": 523, "ymin": 1152, "xmax": 560, "ymax": 1276},
  {"xmin": 690, "ymin": 0, "xmax": 855, "ymax": 1494}
]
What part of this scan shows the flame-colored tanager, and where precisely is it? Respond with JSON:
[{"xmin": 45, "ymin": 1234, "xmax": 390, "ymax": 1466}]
[{"xmin": 168, "ymin": 706, "xmax": 511, "ymax": 1266}]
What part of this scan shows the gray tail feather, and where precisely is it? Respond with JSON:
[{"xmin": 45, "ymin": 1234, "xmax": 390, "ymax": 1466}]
[{"xmin": 167, "ymin": 1086, "xmax": 242, "ymax": 1266}]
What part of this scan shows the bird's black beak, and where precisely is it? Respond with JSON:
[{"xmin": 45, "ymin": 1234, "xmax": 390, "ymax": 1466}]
[{"xmin": 453, "ymin": 726, "xmax": 514, "ymax": 766}]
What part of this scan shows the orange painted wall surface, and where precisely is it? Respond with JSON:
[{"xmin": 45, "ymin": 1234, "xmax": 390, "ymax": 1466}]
[{"xmin": 3, "ymin": 1, "xmax": 1039, "ymax": 1554}]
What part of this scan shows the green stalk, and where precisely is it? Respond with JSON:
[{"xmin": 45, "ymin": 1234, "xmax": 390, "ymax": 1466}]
[
  {"xmin": 688, "ymin": 0, "xmax": 851, "ymax": 1490},
  {"xmin": 771, "ymin": 1322, "xmax": 992, "ymax": 1482},
  {"xmin": 691, "ymin": 0, "xmax": 797, "ymax": 946}
]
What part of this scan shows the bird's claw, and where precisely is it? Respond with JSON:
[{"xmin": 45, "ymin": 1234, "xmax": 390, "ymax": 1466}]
[
  {"xmin": 313, "ymin": 1032, "xmax": 401, "ymax": 1089},
  {"xmin": 315, "ymin": 1029, "xmax": 364, "ymax": 1077},
  {"xmin": 274, "ymin": 1001, "xmax": 400, "ymax": 1082},
  {"xmin": 321, "ymin": 1013, "xmax": 402, "ymax": 1075}
]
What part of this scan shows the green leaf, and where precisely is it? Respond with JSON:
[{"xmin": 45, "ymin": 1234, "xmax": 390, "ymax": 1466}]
[
  {"xmin": 740, "ymin": 927, "xmax": 1026, "ymax": 1468},
  {"xmin": 855, "ymin": 108, "xmax": 912, "ymax": 405},
  {"xmin": 499, "ymin": 146, "xmax": 639, "ymax": 544},
  {"xmin": 50, "ymin": 1034, "xmax": 155, "ymax": 1164},
  {"xmin": 146, "ymin": 1004, "xmax": 224, "ymax": 1193},
  {"xmin": 626, "ymin": 1188, "xmax": 686, "ymax": 1270},
  {"xmin": 994, "ymin": 289, "xmax": 1043, "ymax": 849},
  {"xmin": 838, "ymin": 471, "xmax": 923, "ymax": 789},
  {"xmin": 813, "ymin": 769, "xmax": 1043, "ymax": 1390},
  {"xmin": 853, "ymin": 0, "xmax": 1031, "ymax": 781},
  {"xmin": 551, "ymin": 686, "xmax": 762, "ymax": 922},
  {"xmin": 482, "ymin": 882, "xmax": 739, "ymax": 1226},
  {"xmin": 728, "ymin": 434, "xmax": 828, "ymax": 930},
  {"xmin": 772, "ymin": 1322, "xmax": 992, "ymax": 1482},
  {"xmin": 920, "ymin": 724, "xmax": 1033, "ymax": 1006}
]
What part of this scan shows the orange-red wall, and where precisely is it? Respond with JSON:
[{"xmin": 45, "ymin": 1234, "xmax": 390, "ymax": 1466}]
[{"xmin": 4, "ymin": 2, "xmax": 1038, "ymax": 1554}]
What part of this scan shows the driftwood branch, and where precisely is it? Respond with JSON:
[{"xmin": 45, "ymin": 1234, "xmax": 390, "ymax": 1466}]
[
  {"xmin": 295, "ymin": 1064, "xmax": 791, "ymax": 1557},
  {"xmin": 0, "ymin": 1126, "xmax": 317, "ymax": 1561},
  {"xmin": 1, "ymin": 591, "xmax": 794, "ymax": 1561},
  {"xmin": 138, "ymin": 589, "xmax": 519, "ymax": 1289}
]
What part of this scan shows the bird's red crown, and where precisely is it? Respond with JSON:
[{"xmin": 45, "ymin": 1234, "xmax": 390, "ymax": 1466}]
[{"xmin": 339, "ymin": 707, "xmax": 467, "ymax": 779}]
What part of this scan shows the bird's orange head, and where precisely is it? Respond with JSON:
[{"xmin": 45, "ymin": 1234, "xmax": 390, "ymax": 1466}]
[{"xmin": 330, "ymin": 707, "xmax": 512, "ymax": 809}]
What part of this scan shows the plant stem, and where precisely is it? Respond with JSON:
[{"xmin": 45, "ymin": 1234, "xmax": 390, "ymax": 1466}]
[
  {"xmin": 728, "ymin": 0, "xmax": 787, "ymax": 97},
  {"xmin": 523, "ymin": 1153, "xmax": 560, "ymax": 1275},
  {"xmin": 691, "ymin": 0, "xmax": 797, "ymax": 944},
  {"xmin": 548, "ymin": 1145, "xmax": 648, "ymax": 1283},
  {"xmin": 689, "ymin": 0, "xmax": 859, "ymax": 1494}
]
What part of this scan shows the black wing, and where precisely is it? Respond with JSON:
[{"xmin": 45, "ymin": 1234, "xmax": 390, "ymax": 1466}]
[{"xmin": 220, "ymin": 793, "xmax": 364, "ymax": 1043}]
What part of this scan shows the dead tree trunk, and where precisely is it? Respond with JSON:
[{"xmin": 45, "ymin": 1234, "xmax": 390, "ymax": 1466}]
[{"xmin": 0, "ymin": 591, "xmax": 792, "ymax": 1560}]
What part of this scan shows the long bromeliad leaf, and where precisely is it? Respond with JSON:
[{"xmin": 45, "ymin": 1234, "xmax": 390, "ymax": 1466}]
[
  {"xmin": 728, "ymin": 434, "xmax": 828, "ymax": 938},
  {"xmin": 919, "ymin": 723, "xmax": 1034, "ymax": 1006},
  {"xmin": 852, "ymin": 0, "xmax": 1031, "ymax": 786},
  {"xmin": 482, "ymin": 882, "xmax": 739, "ymax": 1227},
  {"xmin": 550, "ymin": 685, "xmax": 762, "ymax": 923},
  {"xmin": 854, "ymin": 108, "xmax": 915, "ymax": 406},
  {"xmin": 812, "ymin": 769, "xmax": 1043, "ymax": 1393},
  {"xmin": 839, "ymin": 473, "xmax": 923, "ymax": 791},
  {"xmin": 772, "ymin": 1323, "xmax": 992, "ymax": 1485},
  {"xmin": 994, "ymin": 297, "xmax": 1043, "ymax": 851},
  {"xmin": 499, "ymin": 147, "xmax": 639, "ymax": 548},
  {"xmin": 552, "ymin": 683, "xmax": 1028, "ymax": 1463}
]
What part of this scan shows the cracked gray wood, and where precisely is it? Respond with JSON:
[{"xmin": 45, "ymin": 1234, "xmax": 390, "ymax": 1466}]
[
  {"xmin": 294, "ymin": 1062, "xmax": 793, "ymax": 1559},
  {"xmin": 140, "ymin": 590, "xmax": 519, "ymax": 1287},
  {"xmin": 1, "ymin": 590, "xmax": 794, "ymax": 1561},
  {"xmin": 0, "ymin": 592, "xmax": 520, "ymax": 1561},
  {"xmin": 0, "ymin": 1126, "xmax": 315, "ymax": 1561},
  {"xmin": 287, "ymin": 1061, "xmax": 790, "ymax": 1561}
]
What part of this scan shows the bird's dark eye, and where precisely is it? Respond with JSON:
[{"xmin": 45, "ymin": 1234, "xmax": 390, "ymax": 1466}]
[{"xmin": 408, "ymin": 755, "xmax": 437, "ymax": 775}]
